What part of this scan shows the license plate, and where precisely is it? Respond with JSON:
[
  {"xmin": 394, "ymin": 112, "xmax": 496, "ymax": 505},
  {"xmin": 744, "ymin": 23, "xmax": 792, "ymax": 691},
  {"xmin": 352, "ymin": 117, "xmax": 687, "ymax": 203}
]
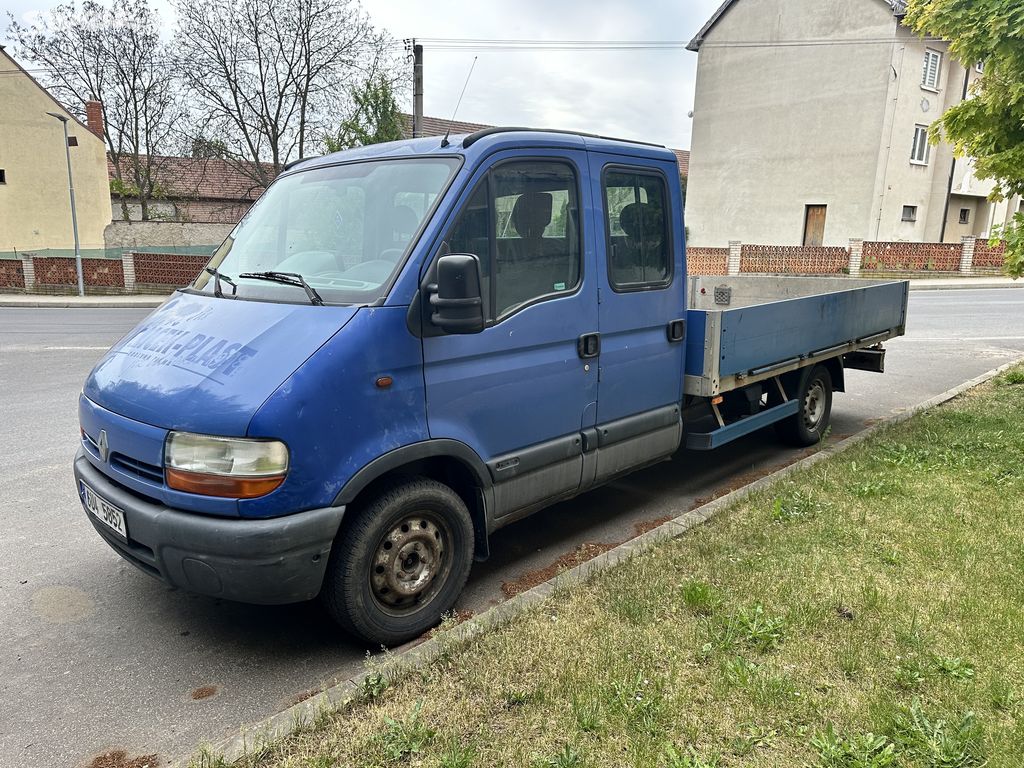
[{"xmin": 80, "ymin": 481, "xmax": 128, "ymax": 539}]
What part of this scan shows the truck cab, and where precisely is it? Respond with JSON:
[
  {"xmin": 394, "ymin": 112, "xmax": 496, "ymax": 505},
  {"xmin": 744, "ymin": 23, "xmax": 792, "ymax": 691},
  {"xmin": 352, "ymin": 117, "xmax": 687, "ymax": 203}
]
[{"xmin": 74, "ymin": 129, "xmax": 906, "ymax": 646}]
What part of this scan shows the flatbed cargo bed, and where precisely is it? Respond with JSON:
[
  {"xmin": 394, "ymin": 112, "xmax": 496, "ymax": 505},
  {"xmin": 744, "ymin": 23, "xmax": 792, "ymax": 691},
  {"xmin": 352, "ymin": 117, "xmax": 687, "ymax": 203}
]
[{"xmin": 684, "ymin": 276, "xmax": 910, "ymax": 397}]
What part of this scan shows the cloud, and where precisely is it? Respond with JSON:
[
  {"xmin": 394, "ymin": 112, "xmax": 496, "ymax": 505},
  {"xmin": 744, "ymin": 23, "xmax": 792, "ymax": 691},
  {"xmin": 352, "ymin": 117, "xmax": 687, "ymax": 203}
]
[{"xmin": 4, "ymin": 0, "xmax": 719, "ymax": 149}]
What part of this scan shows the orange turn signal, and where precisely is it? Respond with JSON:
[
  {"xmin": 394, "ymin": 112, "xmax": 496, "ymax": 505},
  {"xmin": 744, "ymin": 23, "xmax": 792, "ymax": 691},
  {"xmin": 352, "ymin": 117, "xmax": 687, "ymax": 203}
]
[
  {"xmin": 166, "ymin": 467, "xmax": 285, "ymax": 498},
  {"xmin": 711, "ymin": 395, "xmax": 724, "ymax": 405}
]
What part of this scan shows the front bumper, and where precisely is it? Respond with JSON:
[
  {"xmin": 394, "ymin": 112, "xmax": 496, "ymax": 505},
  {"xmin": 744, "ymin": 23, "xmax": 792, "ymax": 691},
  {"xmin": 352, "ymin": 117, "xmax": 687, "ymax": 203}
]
[{"xmin": 74, "ymin": 450, "xmax": 345, "ymax": 605}]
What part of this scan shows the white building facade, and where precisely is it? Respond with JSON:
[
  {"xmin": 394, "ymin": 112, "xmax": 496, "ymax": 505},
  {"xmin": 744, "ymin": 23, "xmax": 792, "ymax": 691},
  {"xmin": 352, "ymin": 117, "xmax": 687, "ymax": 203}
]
[{"xmin": 685, "ymin": 0, "xmax": 1021, "ymax": 248}]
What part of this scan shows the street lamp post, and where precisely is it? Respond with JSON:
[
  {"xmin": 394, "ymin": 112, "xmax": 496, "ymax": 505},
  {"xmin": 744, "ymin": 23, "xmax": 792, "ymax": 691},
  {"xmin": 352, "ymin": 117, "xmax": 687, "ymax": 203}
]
[{"xmin": 46, "ymin": 112, "xmax": 85, "ymax": 296}]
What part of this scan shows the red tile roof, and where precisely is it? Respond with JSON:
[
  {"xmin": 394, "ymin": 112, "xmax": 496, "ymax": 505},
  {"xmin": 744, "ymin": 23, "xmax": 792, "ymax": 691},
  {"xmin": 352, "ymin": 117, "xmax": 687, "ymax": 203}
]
[
  {"xmin": 106, "ymin": 118, "xmax": 690, "ymax": 208},
  {"xmin": 402, "ymin": 114, "xmax": 690, "ymax": 176},
  {"xmin": 672, "ymin": 149, "xmax": 690, "ymax": 177},
  {"xmin": 107, "ymin": 154, "xmax": 269, "ymax": 202},
  {"xmin": 401, "ymin": 114, "xmax": 493, "ymax": 138}
]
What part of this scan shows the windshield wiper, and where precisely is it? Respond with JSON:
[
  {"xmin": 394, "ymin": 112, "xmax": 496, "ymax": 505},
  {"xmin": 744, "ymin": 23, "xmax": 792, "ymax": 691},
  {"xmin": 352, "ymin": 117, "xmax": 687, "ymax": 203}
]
[
  {"xmin": 238, "ymin": 270, "xmax": 324, "ymax": 306},
  {"xmin": 204, "ymin": 266, "xmax": 237, "ymax": 298}
]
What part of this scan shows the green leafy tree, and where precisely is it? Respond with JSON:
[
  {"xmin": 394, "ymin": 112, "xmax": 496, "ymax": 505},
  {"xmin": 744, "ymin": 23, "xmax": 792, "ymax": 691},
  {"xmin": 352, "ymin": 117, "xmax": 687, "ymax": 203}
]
[
  {"xmin": 905, "ymin": 0, "xmax": 1024, "ymax": 277},
  {"xmin": 325, "ymin": 75, "xmax": 405, "ymax": 153}
]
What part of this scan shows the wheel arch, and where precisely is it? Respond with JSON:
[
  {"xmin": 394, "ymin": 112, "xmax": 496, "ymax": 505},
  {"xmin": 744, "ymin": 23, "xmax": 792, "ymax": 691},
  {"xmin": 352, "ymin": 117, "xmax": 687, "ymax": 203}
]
[{"xmin": 332, "ymin": 440, "xmax": 493, "ymax": 560}]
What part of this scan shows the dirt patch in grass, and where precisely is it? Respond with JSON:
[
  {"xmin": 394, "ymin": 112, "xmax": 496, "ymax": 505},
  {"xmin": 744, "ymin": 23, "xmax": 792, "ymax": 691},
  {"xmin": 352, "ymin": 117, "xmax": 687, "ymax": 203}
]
[
  {"xmin": 285, "ymin": 688, "xmax": 320, "ymax": 707},
  {"xmin": 633, "ymin": 515, "xmax": 674, "ymax": 536},
  {"xmin": 501, "ymin": 541, "xmax": 620, "ymax": 598},
  {"xmin": 423, "ymin": 609, "xmax": 475, "ymax": 639},
  {"xmin": 688, "ymin": 447, "xmax": 820, "ymax": 511},
  {"xmin": 87, "ymin": 750, "xmax": 159, "ymax": 768}
]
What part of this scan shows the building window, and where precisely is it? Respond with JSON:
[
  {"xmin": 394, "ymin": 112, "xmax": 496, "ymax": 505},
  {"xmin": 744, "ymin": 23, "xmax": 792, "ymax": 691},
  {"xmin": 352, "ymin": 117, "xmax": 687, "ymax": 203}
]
[
  {"xmin": 922, "ymin": 49, "xmax": 942, "ymax": 90},
  {"xmin": 67, "ymin": 136, "xmax": 79, "ymax": 147},
  {"xmin": 976, "ymin": 61, "xmax": 984, "ymax": 74},
  {"xmin": 902, "ymin": 205, "xmax": 918, "ymax": 222},
  {"xmin": 959, "ymin": 208, "xmax": 970, "ymax": 224},
  {"xmin": 911, "ymin": 125, "xmax": 930, "ymax": 165},
  {"xmin": 0, "ymin": 169, "xmax": 5, "ymax": 184}
]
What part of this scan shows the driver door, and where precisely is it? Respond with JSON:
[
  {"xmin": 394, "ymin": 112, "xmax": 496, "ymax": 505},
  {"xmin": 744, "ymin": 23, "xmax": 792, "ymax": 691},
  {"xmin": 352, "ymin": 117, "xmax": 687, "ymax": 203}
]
[{"xmin": 421, "ymin": 151, "xmax": 599, "ymax": 521}]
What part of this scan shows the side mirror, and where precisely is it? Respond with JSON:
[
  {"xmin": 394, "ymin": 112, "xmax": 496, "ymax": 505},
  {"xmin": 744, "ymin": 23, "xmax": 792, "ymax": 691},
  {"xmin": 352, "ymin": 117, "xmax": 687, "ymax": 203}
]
[{"xmin": 429, "ymin": 254, "xmax": 485, "ymax": 334}]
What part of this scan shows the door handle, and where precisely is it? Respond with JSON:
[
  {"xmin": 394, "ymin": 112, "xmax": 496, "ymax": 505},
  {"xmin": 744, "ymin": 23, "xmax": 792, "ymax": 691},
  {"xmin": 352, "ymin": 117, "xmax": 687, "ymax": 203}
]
[
  {"xmin": 577, "ymin": 332, "xmax": 600, "ymax": 359},
  {"xmin": 667, "ymin": 319, "xmax": 686, "ymax": 343}
]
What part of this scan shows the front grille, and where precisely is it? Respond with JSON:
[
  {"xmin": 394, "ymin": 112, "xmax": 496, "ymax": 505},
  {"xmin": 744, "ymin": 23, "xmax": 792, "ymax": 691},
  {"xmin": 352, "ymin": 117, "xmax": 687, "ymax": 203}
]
[
  {"xmin": 110, "ymin": 453, "xmax": 165, "ymax": 485},
  {"xmin": 82, "ymin": 431, "xmax": 101, "ymax": 460}
]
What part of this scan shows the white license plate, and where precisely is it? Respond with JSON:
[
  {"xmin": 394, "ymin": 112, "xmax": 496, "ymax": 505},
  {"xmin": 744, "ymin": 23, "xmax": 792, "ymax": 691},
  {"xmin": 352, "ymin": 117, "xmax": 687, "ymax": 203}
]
[{"xmin": 80, "ymin": 481, "xmax": 128, "ymax": 538}]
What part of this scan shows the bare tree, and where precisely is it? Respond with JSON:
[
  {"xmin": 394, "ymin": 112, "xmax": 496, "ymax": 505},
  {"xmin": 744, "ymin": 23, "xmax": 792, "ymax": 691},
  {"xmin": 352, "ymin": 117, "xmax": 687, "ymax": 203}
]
[
  {"xmin": 7, "ymin": 0, "xmax": 185, "ymax": 221},
  {"xmin": 174, "ymin": 0, "xmax": 396, "ymax": 188}
]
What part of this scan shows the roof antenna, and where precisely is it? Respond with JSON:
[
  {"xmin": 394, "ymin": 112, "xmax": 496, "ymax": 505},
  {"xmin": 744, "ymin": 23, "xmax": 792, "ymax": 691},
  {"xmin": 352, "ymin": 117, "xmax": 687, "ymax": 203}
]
[{"xmin": 441, "ymin": 56, "xmax": 478, "ymax": 148}]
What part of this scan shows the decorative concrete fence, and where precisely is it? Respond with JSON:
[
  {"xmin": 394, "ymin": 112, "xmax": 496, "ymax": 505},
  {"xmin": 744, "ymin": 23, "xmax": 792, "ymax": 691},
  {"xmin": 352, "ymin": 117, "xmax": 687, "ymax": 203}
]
[
  {"xmin": 0, "ymin": 237, "xmax": 1009, "ymax": 294},
  {"xmin": 0, "ymin": 250, "xmax": 213, "ymax": 294},
  {"xmin": 687, "ymin": 236, "xmax": 1005, "ymax": 278}
]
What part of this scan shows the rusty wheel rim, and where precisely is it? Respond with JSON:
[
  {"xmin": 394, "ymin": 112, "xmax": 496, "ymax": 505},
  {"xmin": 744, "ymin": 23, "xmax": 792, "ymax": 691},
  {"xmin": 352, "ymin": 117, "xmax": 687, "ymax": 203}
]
[{"xmin": 370, "ymin": 513, "xmax": 451, "ymax": 615}]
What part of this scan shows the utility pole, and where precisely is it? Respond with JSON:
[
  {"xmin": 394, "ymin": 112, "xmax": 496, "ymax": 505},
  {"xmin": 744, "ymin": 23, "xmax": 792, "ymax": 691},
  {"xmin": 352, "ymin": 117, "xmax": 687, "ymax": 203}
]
[
  {"xmin": 412, "ymin": 41, "xmax": 423, "ymax": 138},
  {"xmin": 47, "ymin": 112, "xmax": 84, "ymax": 297}
]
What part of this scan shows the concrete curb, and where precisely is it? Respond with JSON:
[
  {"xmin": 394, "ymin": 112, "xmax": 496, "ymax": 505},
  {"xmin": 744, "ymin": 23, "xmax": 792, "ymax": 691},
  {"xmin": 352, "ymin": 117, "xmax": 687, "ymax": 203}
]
[
  {"xmin": 908, "ymin": 281, "xmax": 1022, "ymax": 292},
  {"xmin": 182, "ymin": 356, "xmax": 1024, "ymax": 767}
]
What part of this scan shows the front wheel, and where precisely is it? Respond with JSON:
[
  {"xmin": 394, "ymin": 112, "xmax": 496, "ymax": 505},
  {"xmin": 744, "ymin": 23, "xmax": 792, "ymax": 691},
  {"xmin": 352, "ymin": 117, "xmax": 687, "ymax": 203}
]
[
  {"xmin": 321, "ymin": 477, "xmax": 474, "ymax": 646},
  {"xmin": 775, "ymin": 364, "xmax": 833, "ymax": 447}
]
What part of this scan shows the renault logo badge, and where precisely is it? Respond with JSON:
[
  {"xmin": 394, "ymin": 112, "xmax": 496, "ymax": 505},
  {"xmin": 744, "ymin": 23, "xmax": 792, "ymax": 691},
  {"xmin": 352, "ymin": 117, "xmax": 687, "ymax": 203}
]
[{"xmin": 98, "ymin": 430, "xmax": 110, "ymax": 462}]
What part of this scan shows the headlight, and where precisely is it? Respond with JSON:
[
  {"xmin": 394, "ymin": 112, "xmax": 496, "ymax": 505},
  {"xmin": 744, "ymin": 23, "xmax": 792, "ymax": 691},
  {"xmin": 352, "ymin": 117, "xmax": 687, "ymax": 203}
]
[{"xmin": 164, "ymin": 432, "xmax": 289, "ymax": 498}]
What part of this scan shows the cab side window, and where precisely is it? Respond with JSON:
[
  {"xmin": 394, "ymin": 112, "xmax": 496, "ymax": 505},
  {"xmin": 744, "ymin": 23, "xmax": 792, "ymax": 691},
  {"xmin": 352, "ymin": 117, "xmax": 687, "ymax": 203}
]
[
  {"xmin": 443, "ymin": 160, "xmax": 581, "ymax": 321},
  {"xmin": 603, "ymin": 169, "xmax": 671, "ymax": 290}
]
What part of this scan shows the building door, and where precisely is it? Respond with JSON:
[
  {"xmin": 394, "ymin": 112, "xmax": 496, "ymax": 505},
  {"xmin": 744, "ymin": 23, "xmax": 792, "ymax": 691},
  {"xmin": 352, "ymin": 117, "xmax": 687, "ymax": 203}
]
[{"xmin": 803, "ymin": 205, "xmax": 827, "ymax": 246}]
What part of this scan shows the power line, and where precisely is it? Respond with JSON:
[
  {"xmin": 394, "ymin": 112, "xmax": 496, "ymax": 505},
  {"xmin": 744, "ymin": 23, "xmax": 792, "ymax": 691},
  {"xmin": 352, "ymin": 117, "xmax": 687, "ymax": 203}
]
[{"xmin": 415, "ymin": 36, "xmax": 943, "ymax": 51}]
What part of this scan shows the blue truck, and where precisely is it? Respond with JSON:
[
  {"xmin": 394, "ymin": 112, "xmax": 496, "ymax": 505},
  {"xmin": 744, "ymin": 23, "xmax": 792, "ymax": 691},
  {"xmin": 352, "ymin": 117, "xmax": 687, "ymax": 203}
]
[{"xmin": 74, "ymin": 128, "xmax": 909, "ymax": 645}]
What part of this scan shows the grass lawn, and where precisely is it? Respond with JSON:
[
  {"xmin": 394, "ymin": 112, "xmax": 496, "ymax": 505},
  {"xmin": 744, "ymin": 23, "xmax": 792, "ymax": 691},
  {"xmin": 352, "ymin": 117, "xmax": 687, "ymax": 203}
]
[{"xmin": 211, "ymin": 367, "xmax": 1024, "ymax": 768}]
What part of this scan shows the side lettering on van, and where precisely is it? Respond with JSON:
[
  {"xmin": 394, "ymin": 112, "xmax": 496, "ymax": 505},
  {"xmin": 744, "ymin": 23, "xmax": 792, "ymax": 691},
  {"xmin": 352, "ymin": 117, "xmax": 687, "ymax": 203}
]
[{"xmin": 119, "ymin": 325, "xmax": 258, "ymax": 377}]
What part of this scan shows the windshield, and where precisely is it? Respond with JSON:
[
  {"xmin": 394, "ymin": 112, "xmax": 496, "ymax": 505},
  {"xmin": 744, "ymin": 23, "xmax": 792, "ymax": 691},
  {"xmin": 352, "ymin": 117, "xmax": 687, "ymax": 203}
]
[{"xmin": 194, "ymin": 157, "xmax": 460, "ymax": 305}]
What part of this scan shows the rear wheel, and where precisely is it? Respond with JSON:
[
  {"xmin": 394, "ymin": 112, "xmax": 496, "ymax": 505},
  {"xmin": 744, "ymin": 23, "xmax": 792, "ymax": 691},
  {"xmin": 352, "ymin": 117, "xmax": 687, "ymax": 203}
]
[
  {"xmin": 321, "ymin": 477, "xmax": 474, "ymax": 646},
  {"xmin": 775, "ymin": 364, "xmax": 833, "ymax": 447}
]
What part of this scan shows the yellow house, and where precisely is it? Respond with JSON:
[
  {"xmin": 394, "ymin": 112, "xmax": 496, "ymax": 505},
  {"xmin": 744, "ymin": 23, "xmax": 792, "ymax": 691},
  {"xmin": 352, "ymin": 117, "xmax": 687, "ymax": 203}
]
[{"xmin": 0, "ymin": 45, "xmax": 111, "ymax": 255}]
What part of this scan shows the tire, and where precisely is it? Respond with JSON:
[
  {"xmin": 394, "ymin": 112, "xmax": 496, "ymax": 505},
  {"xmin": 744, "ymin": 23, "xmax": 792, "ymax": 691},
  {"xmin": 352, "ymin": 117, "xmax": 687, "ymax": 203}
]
[
  {"xmin": 321, "ymin": 477, "xmax": 474, "ymax": 647},
  {"xmin": 775, "ymin": 364, "xmax": 833, "ymax": 447}
]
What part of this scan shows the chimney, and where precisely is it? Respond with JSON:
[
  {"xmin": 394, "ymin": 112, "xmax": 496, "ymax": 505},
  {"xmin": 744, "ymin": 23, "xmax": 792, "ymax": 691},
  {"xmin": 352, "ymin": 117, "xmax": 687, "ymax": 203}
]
[{"xmin": 85, "ymin": 100, "xmax": 104, "ymax": 138}]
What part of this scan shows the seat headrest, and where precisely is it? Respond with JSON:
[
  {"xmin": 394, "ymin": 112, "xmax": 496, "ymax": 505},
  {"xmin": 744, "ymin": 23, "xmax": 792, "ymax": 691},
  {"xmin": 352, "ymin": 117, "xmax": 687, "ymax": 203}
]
[
  {"xmin": 619, "ymin": 202, "xmax": 662, "ymax": 242},
  {"xmin": 511, "ymin": 192, "xmax": 553, "ymax": 239},
  {"xmin": 392, "ymin": 205, "xmax": 420, "ymax": 239}
]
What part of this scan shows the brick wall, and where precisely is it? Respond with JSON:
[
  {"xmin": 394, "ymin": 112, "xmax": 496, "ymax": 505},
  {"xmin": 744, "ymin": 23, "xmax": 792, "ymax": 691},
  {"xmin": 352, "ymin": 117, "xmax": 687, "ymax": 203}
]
[
  {"xmin": 973, "ymin": 240, "xmax": 1006, "ymax": 270},
  {"xmin": 862, "ymin": 241, "xmax": 960, "ymax": 272},
  {"xmin": 134, "ymin": 252, "xmax": 208, "ymax": 286},
  {"xmin": 0, "ymin": 260, "xmax": 24, "ymax": 288},
  {"xmin": 33, "ymin": 257, "xmax": 125, "ymax": 288},
  {"xmin": 740, "ymin": 244, "xmax": 849, "ymax": 274},
  {"xmin": 687, "ymin": 247, "xmax": 730, "ymax": 275}
]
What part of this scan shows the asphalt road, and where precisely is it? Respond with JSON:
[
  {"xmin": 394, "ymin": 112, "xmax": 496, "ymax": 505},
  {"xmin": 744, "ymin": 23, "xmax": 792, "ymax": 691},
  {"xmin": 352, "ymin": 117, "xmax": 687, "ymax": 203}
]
[{"xmin": 2, "ymin": 289, "xmax": 1023, "ymax": 767}]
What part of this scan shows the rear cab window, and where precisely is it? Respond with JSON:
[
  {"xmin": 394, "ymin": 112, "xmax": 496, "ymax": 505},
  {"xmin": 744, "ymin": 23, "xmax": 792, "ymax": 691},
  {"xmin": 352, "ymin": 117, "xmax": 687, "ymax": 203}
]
[{"xmin": 602, "ymin": 167, "xmax": 672, "ymax": 291}]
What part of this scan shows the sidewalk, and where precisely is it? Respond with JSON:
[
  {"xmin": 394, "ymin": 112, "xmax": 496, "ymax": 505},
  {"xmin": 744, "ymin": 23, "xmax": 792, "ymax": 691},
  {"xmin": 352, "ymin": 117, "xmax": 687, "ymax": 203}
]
[
  {"xmin": 0, "ymin": 276, "xmax": 1020, "ymax": 308},
  {"xmin": 907, "ymin": 276, "xmax": 1021, "ymax": 291},
  {"xmin": 0, "ymin": 293, "xmax": 168, "ymax": 308}
]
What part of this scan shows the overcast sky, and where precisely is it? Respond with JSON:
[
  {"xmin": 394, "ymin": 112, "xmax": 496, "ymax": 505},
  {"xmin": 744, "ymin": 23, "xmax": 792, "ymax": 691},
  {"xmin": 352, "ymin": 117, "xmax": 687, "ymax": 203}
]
[{"xmin": 3, "ymin": 0, "xmax": 722, "ymax": 149}]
